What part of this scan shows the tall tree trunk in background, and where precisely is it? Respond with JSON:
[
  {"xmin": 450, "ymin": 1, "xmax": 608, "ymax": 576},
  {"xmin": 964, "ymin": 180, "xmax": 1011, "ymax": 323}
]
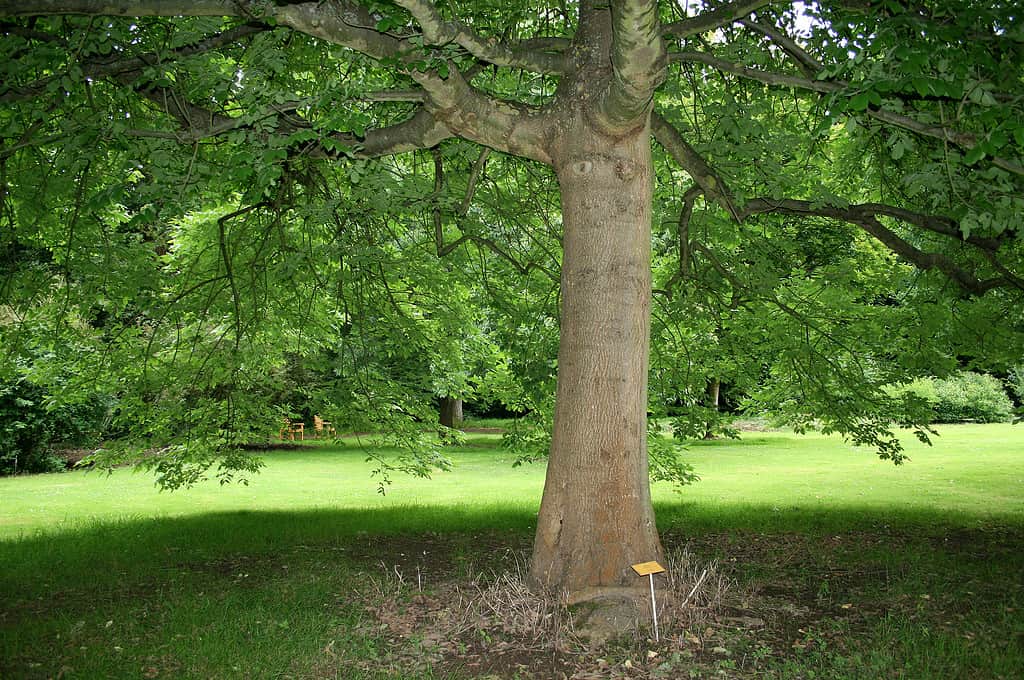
[
  {"xmin": 529, "ymin": 121, "xmax": 663, "ymax": 601},
  {"xmin": 439, "ymin": 396, "xmax": 463, "ymax": 429},
  {"xmin": 704, "ymin": 378, "xmax": 721, "ymax": 440}
]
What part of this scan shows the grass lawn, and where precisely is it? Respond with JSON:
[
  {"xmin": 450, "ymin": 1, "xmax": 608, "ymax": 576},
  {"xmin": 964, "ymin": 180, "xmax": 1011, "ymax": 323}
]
[{"xmin": 1, "ymin": 424, "xmax": 1022, "ymax": 678}]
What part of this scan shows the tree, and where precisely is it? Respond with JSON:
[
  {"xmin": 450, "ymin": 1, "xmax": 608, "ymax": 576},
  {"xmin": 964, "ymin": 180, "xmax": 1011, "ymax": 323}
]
[{"xmin": 1, "ymin": 0, "xmax": 1021, "ymax": 604}]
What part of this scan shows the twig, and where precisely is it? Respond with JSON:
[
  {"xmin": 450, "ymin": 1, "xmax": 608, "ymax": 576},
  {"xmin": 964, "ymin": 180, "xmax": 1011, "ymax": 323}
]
[{"xmin": 681, "ymin": 568, "xmax": 709, "ymax": 607}]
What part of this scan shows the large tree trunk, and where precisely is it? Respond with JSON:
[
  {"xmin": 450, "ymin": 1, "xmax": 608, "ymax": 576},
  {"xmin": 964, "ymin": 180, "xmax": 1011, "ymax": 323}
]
[
  {"xmin": 439, "ymin": 396, "xmax": 463, "ymax": 429},
  {"xmin": 529, "ymin": 121, "xmax": 663, "ymax": 602}
]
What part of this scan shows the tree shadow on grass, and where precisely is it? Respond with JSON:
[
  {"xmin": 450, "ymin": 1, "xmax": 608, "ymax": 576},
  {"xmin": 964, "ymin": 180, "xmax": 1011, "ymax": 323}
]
[
  {"xmin": 2, "ymin": 504, "xmax": 1022, "ymax": 680},
  {"xmin": 3, "ymin": 502, "xmax": 1021, "ymax": 596}
]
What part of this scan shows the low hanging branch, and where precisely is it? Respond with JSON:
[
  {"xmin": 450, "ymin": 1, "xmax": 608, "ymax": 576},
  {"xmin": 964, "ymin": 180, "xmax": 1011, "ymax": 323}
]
[
  {"xmin": 739, "ymin": 198, "xmax": 1023, "ymax": 295},
  {"xmin": 652, "ymin": 109, "xmax": 1022, "ymax": 296}
]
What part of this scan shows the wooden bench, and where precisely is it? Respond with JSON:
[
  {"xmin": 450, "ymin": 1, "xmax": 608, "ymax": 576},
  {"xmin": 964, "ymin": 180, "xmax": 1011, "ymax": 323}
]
[
  {"xmin": 280, "ymin": 419, "xmax": 304, "ymax": 441},
  {"xmin": 314, "ymin": 415, "xmax": 335, "ymax": 438}
]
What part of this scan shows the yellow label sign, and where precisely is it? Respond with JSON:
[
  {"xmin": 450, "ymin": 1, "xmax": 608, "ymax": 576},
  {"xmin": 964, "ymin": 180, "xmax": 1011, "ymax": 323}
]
[{"xmin": 631, "ymin": 561, "xmax": 666, "ymax": 576}]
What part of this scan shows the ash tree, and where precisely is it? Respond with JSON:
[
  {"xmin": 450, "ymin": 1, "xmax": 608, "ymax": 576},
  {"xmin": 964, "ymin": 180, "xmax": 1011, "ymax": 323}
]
[{"xmin": 1, "ymin": 0, "xmax": 1021, "ymax": 603}]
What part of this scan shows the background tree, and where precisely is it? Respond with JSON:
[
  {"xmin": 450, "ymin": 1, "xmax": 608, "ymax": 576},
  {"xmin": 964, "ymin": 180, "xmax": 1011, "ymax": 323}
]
[{"xmin": 1, "ymin": 0, "xmax": 1021, "ymax": 604}]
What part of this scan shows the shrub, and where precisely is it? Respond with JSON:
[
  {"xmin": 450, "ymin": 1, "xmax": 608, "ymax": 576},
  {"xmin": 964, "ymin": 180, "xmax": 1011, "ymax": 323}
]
[
  {"xmin": 1008, "ymin": 366, "xmax": 1023, "ymax": 403},
  {"xmin": 889, "ymin": 373, "xmax": 1014, "ymax": 424},
  {"xmin": 0, "ymin": 380, "xmax": 62, "ymax": 474},
  {"xmin": 0, "ymin": 379, "xmax": 111, "ymax": 475},
  {"xmin": 896, "ymin": 377, "xmax": 939, "ymax": 407},
  {"xmin": 932, "ymin": 372, "xmax": 1014, "ymax": 423}
]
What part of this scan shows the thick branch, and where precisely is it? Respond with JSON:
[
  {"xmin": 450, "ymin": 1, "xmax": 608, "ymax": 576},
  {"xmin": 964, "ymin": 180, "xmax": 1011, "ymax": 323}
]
[
  {"xmin": 327, "ymin": 109, "xmax": 451, "ymax": 158},
  {"xmin": 0, "ymin": 0, "xmax": 546, "ymax": 164},
  {"xmin": 410, "ymin": 67, "xmax": 551, "ymax": 164},
  {"xmin": 0, "ymin": 1, "xmax": 406, "ymax": 62},
  {"xmin": 662, "ymin": 0, "xmax": 770, "ymax": 39},
  {"xmin": 860, "ymin": 203, "xmax": 1004, "ymax": 252},
  {"xmin": 1, "ymin": 23, "xmax": 268, "ymax": 103},
  {"xmin": 394, "ymin": 0, "xmax": 567, "ymax": 74},
  {"xmin": 273, "ymin": 2, "xmax": 403, "ymax": 61},
  {"xmin": 594, "ymin": 0, "xmax": 666, "ymax": 128},
  {"xmin": 131, "ymin": 79, "xmax": 450, "ymax": 158},
  {"xmin": 654, "ymin": 112, "xmax": 1020, "ymax": 295},
  {"xmin": 0, "ymin": 1, "xmax": 243, "ymax": 15}
]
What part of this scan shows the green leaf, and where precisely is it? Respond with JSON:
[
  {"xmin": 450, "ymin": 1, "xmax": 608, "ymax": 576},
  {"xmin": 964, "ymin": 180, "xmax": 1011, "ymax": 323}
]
[
  {"xmin": 963, "ymin": 146, "xmax": 987, "ymax": 164},
  {"xmin": 849, "ymin": 92, "xmax": 871, "ymax": 111}
]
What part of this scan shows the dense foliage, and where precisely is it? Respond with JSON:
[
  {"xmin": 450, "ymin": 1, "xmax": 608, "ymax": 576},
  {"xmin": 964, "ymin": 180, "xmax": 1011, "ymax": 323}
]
[
  {"xmin": 0, "ymin": 0, "xmax": 1021, "ymax": 485},
  {"xmin": 0, "ymin": 378, "xmax": 109, "ymax": 474}
]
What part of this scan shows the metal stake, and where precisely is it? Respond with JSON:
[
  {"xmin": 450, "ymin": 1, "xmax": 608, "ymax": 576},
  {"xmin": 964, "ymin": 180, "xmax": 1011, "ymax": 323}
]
[
  {"xmin": 631, "ymin": 560, "xmax": 666, "ymax": 642},
  {"xmin": 649, "ymin": 573, "xmax": 660, "ymax": 642}
]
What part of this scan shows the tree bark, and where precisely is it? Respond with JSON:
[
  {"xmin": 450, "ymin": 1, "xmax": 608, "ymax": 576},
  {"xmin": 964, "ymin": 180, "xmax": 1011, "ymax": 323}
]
[
  {"xmin": 529, "ymin": 119, "xmax": 663, "ymax": 601},
  {"xmin": 439, "ymin": 396, "xmax": 463, "ymax": 429}
]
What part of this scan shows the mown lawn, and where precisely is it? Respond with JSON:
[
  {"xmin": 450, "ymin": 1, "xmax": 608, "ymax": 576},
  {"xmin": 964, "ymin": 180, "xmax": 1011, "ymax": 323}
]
[{"xmin": 1, "ymin": 424, "xmax": 1022, "ymax": 678}]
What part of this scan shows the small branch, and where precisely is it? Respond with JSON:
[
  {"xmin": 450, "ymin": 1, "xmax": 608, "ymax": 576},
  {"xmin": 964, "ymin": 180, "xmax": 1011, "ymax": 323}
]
[
  {"xmin": 217, "ymin": 204, "xmax": 265, "ymax": 351},
  {"xmin": 662, "ymin": 0, "xmax": 770, "ymax": 39},
  {"xmin": 669, "ymin": 51, "xmax": 1024, "ymax": 178},
  {"xmin": 651, "ymin": 111, "xmax": 737, "ymax": 219},
  {"xmin": 739, "ymin": 17, "xmax": 822, "ymax": 76},
  {"xmin": 680, "ymin": 568, "xmax": 709, "ymax": 608},
  {"xmin": 864, "ymin": 109, "xmax": 1024, "ymax": 178},
  {"xmin": 678, "ymin": 185, "xmax": 703, "ymax": 279},
  {"xmin": 669, "ymin": 50, "xmax": 840, "ymax": 93},
  {"xmin": 459, "ymin": 147, "xmax": 491, "ymax": 217},
  {"xmin": 739, "ymin": 198, "xmax": 1017, "ymax": 295},
  {"xmin": 432, "ymin": 147, "xmax": 449, "ymax": 256}
]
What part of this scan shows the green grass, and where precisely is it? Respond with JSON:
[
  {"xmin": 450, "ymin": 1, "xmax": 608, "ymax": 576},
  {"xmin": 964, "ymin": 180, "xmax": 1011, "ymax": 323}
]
[
  {"xmin": 1, "ymin": 424, "xmax": 1022, "ymax": 678},
  {"xmin": 3, "ymin": 424, "xmax": 1021, "ymax": 538}
]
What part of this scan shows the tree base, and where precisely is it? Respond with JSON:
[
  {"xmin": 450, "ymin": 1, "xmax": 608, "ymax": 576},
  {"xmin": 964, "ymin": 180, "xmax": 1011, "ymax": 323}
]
[{"xmin": 569, "ymin": 588, "xmax": 649, "ymax": 645}]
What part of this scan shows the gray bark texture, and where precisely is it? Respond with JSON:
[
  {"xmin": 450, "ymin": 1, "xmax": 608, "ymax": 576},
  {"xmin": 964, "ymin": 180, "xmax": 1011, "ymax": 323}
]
[{"xmin": 529, "ymin": 118, "xmax": 663, "ymax": 599}]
